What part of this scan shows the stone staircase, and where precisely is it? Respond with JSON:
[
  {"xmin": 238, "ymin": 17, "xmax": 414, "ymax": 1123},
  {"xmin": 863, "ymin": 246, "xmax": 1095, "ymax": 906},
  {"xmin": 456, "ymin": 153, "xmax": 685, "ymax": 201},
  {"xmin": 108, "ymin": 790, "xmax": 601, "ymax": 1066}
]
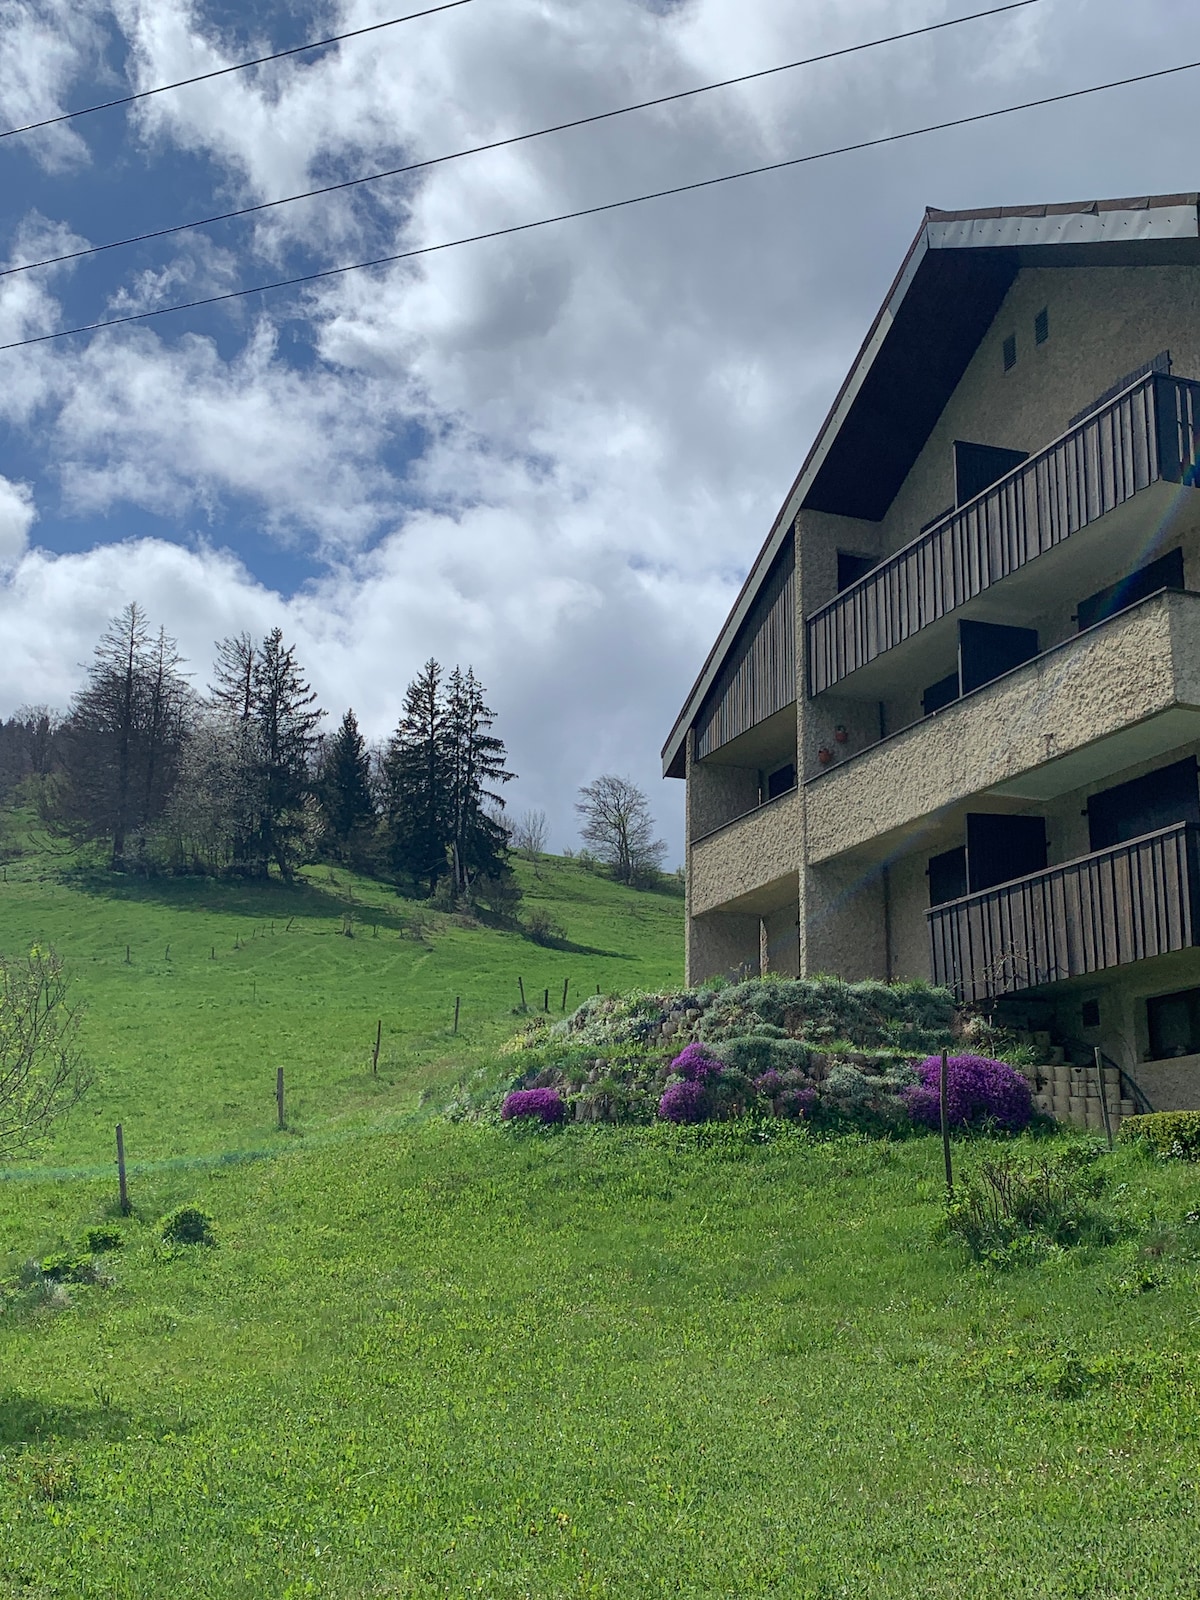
[{"xmin": 1012, "ymin": 1032, "xmax": 1139, "ymax": 1132}]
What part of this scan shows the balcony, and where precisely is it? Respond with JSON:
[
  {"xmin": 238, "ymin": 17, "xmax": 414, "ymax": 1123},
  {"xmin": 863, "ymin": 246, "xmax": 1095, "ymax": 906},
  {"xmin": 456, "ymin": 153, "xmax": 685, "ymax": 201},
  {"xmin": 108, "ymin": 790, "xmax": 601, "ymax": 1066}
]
[
  {"xmin": 689, "ymin": 786, "xmax": 802, "ymax": 917},
  {"xmin": 806, "ymin": 371, "xmax": 1200, "ymax": 698},
  {"xmin": 804, "ymin": 588, "xmax": 1200, "ymax": 866},
  {"xmin": 928, "ymin": 822, "xmax": 1200, "ymax": 1004}
]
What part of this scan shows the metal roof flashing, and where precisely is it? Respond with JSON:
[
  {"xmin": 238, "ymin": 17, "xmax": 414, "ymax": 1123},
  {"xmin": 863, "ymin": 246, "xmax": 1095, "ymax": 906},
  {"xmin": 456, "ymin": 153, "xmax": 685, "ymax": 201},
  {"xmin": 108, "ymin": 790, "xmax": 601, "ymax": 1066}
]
[{"xmin": 661, "ymin": 193, "xmax": 1200, "ymax": 782}]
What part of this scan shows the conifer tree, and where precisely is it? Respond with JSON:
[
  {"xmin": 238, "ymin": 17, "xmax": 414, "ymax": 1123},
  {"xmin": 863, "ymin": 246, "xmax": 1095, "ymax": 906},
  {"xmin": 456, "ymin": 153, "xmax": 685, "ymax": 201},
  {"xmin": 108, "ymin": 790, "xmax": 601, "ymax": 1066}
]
[
  {"xmin": 382, "ymin": 660, "xmax": 450, "ymax": 896},
  {"xmin": 445, "ymin": 666, "xmax": 514, "ymax": 894},
  {"xmin": 251, "ymin": 628, "xmax": 323, "ymax": 879},
  {"xmin": 319, "ymin": 708, "xmax": 376, "ymax": 861}
]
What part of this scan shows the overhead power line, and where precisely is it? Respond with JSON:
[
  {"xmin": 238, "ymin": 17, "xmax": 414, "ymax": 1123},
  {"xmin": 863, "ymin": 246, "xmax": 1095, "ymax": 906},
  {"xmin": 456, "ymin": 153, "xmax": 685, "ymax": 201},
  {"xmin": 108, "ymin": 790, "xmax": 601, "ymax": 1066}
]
[
  {"xmin": 2, "ymin": 0, "xmax": 1042, "ymax": 281},
  {"xmin": 1, "ymin": 0, "xmax": 1043, "ymax": 282},
  {"xmin": 3, "ymin": 55, "xmax": 1198, "ymax": 356},
  {"xmin": 0, "ymin": 0, "xmax": 475, "ymax": 143}
]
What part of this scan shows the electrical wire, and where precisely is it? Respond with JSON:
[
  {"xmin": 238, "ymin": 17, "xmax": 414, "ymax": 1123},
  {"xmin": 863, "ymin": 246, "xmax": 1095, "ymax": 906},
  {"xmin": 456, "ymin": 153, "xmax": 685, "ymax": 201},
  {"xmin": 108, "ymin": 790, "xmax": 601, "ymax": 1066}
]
[
  {"xmin": 1, "ymin": 0, "xmax": 1043, "ymax": 280},
  {"xmin": 0, "ymin": 0, "xmax": 475, "ymax": 143},
  {"xmin": 3, "ymin": 54, "xmax": 1197, "ymax": 355}
]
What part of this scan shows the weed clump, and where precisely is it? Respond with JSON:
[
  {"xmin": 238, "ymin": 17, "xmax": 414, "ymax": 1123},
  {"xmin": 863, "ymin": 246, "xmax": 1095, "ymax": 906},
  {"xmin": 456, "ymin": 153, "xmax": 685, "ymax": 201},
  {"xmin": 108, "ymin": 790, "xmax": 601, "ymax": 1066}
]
[
  {"xmin": 940, "ymin": 1148, "xmax": 1117, "ymax": 1264},
  {"xmin": 80, "ymin": 1226, "xmax": 123, "ymax": 1254},
  {"xmin": 159, "ymin": 1206, "xmax": 217, "ymax": 1247}
]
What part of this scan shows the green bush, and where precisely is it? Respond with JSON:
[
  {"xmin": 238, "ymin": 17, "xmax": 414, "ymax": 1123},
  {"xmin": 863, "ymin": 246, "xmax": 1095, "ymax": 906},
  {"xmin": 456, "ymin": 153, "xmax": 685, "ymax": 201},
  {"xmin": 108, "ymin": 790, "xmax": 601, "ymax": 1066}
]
[
  {"xmin": 940, "ymin": 1149, "xmax": 1117, "ymax": 1264},
  {"xmin": 38, "ymin": 1251, "xmax": 93, "ymax": 1284},
  {"xmin": 80, "ymin": 1226, "xmax": 123, "ymax": 1254},
  {"xmin": 714, "ymin": 1034, "xmax": 812, "ymax": 1078},
  {"xmin": 1118, "ymin": 1111, "xmax": 1200, "ymax": 1160},
  {"xmin": 159, "ymin": 1206, "xmax": 217, "ymax": 1247}
]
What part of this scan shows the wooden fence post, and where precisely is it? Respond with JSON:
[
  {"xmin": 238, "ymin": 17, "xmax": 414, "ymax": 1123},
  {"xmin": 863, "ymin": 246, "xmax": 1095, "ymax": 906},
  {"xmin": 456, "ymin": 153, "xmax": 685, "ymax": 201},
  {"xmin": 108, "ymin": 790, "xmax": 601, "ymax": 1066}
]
[
  {"xmin": 453, "ymin": 997, "xmax": 461, "ymax": 1034},
  {"xmin": 561, "ymin": 977, "xmax": 569, "ymax": 1012},
  {"xmin": 116, "ymin": 1123, "xmax": 130, "ymax": 1215},
  {"xmin": 518, "ymin": 977, "xmax": 526, "ymax": 1010},
  {"xmin": 543, "ymin": 988, "xmax": 550, "ymax": 1013},
  {"xmin": 939, "ymin": 1048, "xmax": 953, "ymax": 1199},
  {"xmin": 372, "ymin": 1020, "xmax": 382, "ymax": 1075},
  {"xmin": 276, "ymin": 1067, "xmax": 285, "ymax": 1130},
  {"xmin": 1095, "ymin": 1046, "xmax": 1114, "ymax": 1150}
]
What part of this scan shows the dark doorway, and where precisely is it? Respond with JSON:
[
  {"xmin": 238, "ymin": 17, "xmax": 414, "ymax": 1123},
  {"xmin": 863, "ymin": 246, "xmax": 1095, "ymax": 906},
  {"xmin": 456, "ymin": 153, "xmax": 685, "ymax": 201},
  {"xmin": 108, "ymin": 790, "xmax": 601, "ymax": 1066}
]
[
  {"xmin": 765, "ymin": 762, "xmax": 796, "ymax": 801},
  {"xmin": 966, "ymin": 813, "xmax": 1048, "ymax": 893},
  {"xmin": 1087, "ymin": 757, "xmax": 1200, "ymax": 852},
  {"xmin": 953, "ymin": 440, "xmax": 1029, "ymax": 507},
  {"xmin": 837, "ymin": 551, "xmax": 877, "ymax": 592},
  {"xmin": 922, "ymin": 670, "xmax": 960, "ymax": 717},
  {"xmin": 928, "ymin": 846, "xmax": 968, "ymax": 907},
  {"xmin": 1076, "ymin": 546, "xmax": 1184, "ymax": 632},
  {"xmin": 958, "ymin": 619, "xmax": 1039, "ymax": 696}
]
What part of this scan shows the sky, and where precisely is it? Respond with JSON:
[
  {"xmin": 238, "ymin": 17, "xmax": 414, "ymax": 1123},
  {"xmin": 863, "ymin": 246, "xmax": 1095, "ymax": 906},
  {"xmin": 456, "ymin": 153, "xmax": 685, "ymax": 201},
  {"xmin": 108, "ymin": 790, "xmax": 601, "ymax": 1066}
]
[{"xmin": 0, "ymin": 0, "xmax": 1198, "ymax": 860}]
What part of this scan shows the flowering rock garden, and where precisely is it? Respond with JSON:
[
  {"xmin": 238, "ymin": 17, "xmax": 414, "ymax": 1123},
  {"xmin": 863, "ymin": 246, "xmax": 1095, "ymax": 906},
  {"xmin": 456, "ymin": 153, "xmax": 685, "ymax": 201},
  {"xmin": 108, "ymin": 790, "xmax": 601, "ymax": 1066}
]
[{"xmin": 468, "ymin": 975, "xmax": 1040, "ymax": 1137}]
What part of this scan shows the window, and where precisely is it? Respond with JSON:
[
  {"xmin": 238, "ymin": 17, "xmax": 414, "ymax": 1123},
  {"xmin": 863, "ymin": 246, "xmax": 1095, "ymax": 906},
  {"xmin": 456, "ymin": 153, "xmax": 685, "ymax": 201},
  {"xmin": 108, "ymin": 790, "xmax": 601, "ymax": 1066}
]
[
  {"xmin": 836, "ymin": 551, "xmax": 877, "ymax": 592},
  {"xmin": 1147, "ymin": 987, "xmax": 1200, "ymax": 1059},
  {"xmin": 1081, "ymin": 999, "xmax": 1101, "ymax": 1029},
  {"xmin": 1002, "ymin": 333, "xmax": 1017, "ymax": 372},
  {"xmin": 1034, "ymin": 307, "xmax": 1049, "ymax": 345},
  {"xmin": 953, "ymin": 440, "xmax": 1029, "ymax": 507},
  {"xmin": 1076, "ymin": 547, "xmax": 1184, "ymax": 632},
  {"xmin": 1087, "ymin": 757, "xmax": 1200, "ymax": 852},
  {"xmin": 765, "ymin": 762, "xmax": 796, "ymax": 801},
  {"xmin": 922, "ymin": 671, "xmax": 960, "ymax": 717},
  {"xmin": 928, "ymin": 847, "xmax": 967, "ymax": 907}
]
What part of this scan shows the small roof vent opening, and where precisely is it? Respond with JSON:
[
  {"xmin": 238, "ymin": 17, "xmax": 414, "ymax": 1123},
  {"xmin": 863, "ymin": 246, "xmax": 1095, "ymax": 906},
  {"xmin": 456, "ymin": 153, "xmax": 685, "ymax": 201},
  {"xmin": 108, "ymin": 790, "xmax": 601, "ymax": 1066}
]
[
  {"xmin": 1002, "ymin": 333, "xmax": 1017, "ymax": 372},
  {"xmin": 1034, "ymin": 306, "xmax": 1049, "ymax": 345}
]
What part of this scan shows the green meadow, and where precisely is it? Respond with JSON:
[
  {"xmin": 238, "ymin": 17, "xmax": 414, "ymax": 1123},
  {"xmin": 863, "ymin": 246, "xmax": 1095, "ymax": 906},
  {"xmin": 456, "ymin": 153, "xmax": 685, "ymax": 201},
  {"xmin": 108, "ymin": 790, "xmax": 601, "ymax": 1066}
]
[{"xmin": 3, "ymin": 822, "xmax": 1200, "ymax": 1598}]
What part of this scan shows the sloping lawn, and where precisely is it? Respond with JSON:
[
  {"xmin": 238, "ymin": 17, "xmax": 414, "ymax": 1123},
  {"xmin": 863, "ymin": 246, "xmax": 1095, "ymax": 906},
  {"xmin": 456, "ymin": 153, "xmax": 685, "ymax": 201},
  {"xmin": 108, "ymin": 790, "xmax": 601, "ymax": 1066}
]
[
  {"xmin": 0, "ymin": 827, "xmax": 682, "ymax": 1169},
  {"xmin": 3, "ymin": 1122, "xmax": 1200, "ymax": 1598}
]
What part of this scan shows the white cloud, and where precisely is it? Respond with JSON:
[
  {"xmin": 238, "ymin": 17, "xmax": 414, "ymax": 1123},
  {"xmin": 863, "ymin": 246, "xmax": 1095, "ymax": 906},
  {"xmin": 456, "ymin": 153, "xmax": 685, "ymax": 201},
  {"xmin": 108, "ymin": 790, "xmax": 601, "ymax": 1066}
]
[
  {"xmin": 0, "ymin": 0, "xmax": 111, "ymax": 171},
  {"xmin": 0, "ymin": 475, "xmax": 35, "ymax": 570},
  {"xmin": 3, "ymin": 0, "xmax": 1200, "ymax": 856}
]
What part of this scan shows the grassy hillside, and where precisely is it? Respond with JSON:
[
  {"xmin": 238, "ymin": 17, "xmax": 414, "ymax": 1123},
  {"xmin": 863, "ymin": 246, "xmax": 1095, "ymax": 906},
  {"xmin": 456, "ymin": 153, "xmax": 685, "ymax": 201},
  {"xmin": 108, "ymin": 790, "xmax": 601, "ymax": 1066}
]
[
  {"xmin": 0, "ymin": 815, "xmax": 683, "ymax": 1169},
  {"xmin": 4, "ymin": 1125, "xmax": 1200, "ymax": 1598}
]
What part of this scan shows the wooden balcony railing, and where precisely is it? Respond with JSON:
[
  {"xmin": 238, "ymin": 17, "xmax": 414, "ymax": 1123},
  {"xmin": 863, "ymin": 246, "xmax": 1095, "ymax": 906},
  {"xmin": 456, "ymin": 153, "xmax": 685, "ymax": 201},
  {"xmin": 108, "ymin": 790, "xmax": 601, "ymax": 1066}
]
[
  {"xmin": 927, "ymin": 823, "xmax": 1200, "ymax": 1004},
  {"xmin": 807, "ymin": 372, "xmax": 1200, "ymax": 696}
]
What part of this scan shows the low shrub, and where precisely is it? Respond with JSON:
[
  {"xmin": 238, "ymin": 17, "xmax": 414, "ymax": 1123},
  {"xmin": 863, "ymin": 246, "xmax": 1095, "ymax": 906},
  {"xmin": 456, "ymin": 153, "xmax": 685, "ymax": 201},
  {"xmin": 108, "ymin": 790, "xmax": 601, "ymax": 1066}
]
[
  {"xmin": 524, "ymin": 908, "xmax": 566, "ymax": 947},
  {"xmin": 80, "ymin": 1227, "xmax": 123, "ymax": 1254},
  {"xmin": 500, "ymin": 1087, "xmax": 566, "ymax": 1125},
  {"xmin": 38, "ymin": 1252, "xmax": 100, "ymax": 1285},
  {"xmin": 159, "ymin": 1206, "xmax": 217, "ymax": 1247},
  {"xmin": 905, "ymin": 1054, "xmax": 1033, "ymax": 1134},
  {"xmin": 658, "ymin": 1079, "xmax": 709, "ymax": 1123},
  {"xmin": 941, "ymin": 1149, "xmax": 1116, "ymax": 1263},
  {"xmin": 1118, "ymin": 1110, "xmax": 1200, "ymax": 1160}
]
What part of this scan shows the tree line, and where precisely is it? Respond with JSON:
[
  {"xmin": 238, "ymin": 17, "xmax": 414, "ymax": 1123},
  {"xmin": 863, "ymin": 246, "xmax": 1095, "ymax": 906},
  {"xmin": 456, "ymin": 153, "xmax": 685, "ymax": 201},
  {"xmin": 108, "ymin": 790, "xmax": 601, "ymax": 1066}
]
[{"xmin": 0, "ymin": 602, "xmax": 670, "ymax": 898}]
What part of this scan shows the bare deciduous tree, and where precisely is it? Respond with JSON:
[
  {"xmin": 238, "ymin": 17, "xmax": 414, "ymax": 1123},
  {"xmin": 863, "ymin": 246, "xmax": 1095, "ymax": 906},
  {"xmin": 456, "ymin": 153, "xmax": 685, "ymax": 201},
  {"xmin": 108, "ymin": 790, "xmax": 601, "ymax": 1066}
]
[
  {"xmin": 575, "ymin": 775, "xmax": 666, "ymax": 887},
  {"xmin": 0, "ymin": 947, "xmax": 91, "ymax": 1161},
  {"xmin": 511, "ymin": 808, "xmax": 549, "ymax": 863}
]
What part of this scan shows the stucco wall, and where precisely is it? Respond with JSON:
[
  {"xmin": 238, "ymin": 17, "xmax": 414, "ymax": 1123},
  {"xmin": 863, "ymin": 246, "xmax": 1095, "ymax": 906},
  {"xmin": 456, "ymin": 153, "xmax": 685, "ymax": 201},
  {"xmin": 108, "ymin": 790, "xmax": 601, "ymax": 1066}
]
[
  {"xmin": 688, "ymin": 756, "xmax": 760, "ymax": 841},
  {"xmin": 689, "ymin": 787, "xmax": 803, "ymax": 917},
  {"xmin": 687, "ymin": 910, "xmax": 760, "ymax": 986},
  {"xmin": 800, "ymin": 857, "xmax": 888, "ymax": 980},
  {"xmin": 805, "ymin": 589, "xmax": 1200, "ymax": 864},
  {"xmin": 876, "ymin": 264, "xmax": 1200, "ymax": 562}
]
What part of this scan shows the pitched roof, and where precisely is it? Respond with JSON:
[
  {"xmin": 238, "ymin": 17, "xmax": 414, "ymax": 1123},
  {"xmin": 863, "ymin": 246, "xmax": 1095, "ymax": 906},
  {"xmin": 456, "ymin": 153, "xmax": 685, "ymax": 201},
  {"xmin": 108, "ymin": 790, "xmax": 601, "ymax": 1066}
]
[{"xmin": 662, "ymin": 193, "xmax": 1200, "ymax": 779}]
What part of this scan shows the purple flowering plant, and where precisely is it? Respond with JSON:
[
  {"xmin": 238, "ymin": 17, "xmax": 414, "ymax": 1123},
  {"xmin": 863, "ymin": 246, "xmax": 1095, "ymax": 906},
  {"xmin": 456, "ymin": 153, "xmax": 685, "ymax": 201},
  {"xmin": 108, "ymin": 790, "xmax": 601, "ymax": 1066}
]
[
  {"xmin": 670, "ymin": 1042, "xmax": 722, "ymax": 1082},
  {"xmin": 658, "ymin": 1079, "xmax": 710, "ymax": 1123},
  {"xmin": 905, "ymin": 1053, "xmax": 1032, "ymax": 1134},
  {"xmin": 501, "ymin": 1087, "xmax": 566, "ymax": 1124}
]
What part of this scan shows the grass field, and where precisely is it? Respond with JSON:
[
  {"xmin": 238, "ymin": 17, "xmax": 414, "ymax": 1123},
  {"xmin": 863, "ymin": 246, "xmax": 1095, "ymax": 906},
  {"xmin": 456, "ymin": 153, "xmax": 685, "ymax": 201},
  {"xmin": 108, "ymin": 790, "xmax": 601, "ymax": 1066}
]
[
  {"xmin": 4, "ymin": 818, "xmax": 1200, "ymax": 1597},
  {"xmin": 4, "ymin": 1125, "xmax": 1200, "ymax": 1598},
  {"xmin": 0, "ymin": 814, "xmax": 683, "ymax": 1170}
]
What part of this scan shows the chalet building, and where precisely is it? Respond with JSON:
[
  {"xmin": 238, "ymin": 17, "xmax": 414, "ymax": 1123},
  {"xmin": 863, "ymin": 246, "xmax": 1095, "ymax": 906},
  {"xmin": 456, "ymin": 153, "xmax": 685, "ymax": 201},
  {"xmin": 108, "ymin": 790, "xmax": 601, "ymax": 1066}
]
[{"xmin": 663, "ymin": 193, "xmax": 1200, "ymax": 1107}]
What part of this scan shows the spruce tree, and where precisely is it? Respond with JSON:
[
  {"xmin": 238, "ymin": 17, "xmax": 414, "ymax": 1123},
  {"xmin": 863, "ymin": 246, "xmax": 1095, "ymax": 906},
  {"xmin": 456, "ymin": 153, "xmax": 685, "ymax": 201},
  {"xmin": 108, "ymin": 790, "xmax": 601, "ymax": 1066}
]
[
  {"xmin": 382, "ymin": 660, "xmax": 451, "ymax": 896},
  {"xmin": 251, "ymin": 628, "xmax": 323, "ymax": 879},
  {"xmin": 319, "ymin": 709, "xmax": 376, "ymax": 861},
  {"xmin": 445, "ymin": 666, "xmax": 514, "ymax": 895}
]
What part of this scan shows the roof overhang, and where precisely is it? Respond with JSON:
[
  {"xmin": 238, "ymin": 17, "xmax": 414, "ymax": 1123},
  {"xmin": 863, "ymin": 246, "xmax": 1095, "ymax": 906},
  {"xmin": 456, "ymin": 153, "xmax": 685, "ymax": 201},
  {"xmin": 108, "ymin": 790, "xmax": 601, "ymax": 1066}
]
[{"xmin": 663, "ymin": 193, "xmax": 1200, "ymax": 780}]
